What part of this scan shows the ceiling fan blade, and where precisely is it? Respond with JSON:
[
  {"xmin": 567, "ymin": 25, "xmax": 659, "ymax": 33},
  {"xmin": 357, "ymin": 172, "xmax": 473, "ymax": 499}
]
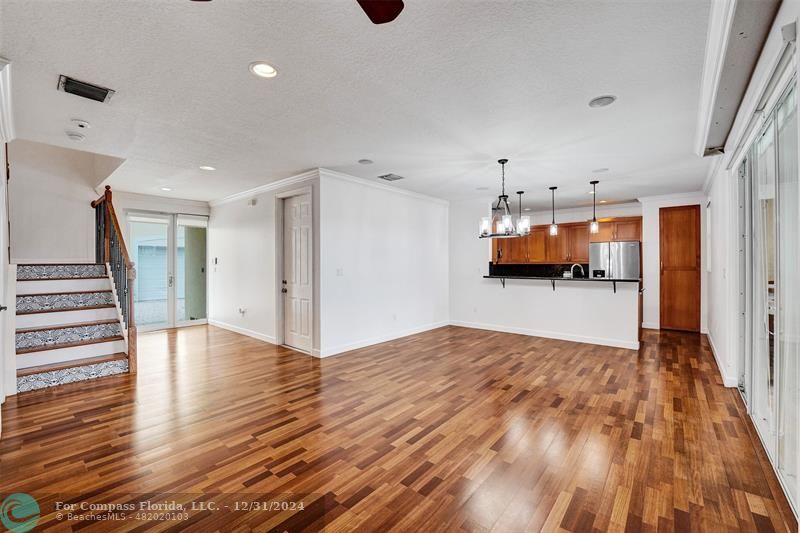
[{"xmin": 356, "ymin": 0, "xmax": 404, "ymax": 24}]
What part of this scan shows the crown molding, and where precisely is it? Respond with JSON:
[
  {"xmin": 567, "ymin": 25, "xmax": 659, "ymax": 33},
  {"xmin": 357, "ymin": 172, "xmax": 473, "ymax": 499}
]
[
  {"xmin": 0, "ymin": 57, "xmax": 16, "ymax": 143},
  {"xmin": 209, "ymin": 169, "xmax": 321, "ymax": 207},
  {"xmin": 637, "ymin": 191, "xmax": 706, "ymax": 205},
  {"xmin": 318, "ymin": 168, "xmax": 449, "ymax": 206}
]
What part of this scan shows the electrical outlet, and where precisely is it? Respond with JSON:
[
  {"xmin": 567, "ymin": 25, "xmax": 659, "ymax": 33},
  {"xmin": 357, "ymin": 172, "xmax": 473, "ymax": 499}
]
[
  {"xmin": 238, "ymin": 307, "xmax": 246, "ymax": 315},
  {"xmin": 336, "ymin": 268, "xmax": 344, "ymax": 277}
]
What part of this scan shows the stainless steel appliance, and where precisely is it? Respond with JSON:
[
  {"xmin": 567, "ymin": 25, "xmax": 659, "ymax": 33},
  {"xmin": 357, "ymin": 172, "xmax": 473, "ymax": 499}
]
[{"xmin": 589, "ymin": 241, "xmax": 640, "ymax": 279}]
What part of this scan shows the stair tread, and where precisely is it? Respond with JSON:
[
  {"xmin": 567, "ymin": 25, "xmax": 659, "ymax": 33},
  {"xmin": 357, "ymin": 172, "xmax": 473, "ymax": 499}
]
[
  {"xmin": 18, "ymin": 276, "xmax": 108, "ymax": 281},
  {"xmin": 17, "ymin": 353, "xmax": 127, "ymax": 377},
  {"xmin": 17, "ymin": 319, "xmax": 120, "ymax": 334},
  {"xmin": 16, "ymin": 304, "xmax": 116, "ymax": 316},
  {"xmin": 18, "ymin": 289, "xmax": 112, "ymax": 296},
  {"xmin": 16, "ymin": 335, "xmax": 125, "ymax": 355}
]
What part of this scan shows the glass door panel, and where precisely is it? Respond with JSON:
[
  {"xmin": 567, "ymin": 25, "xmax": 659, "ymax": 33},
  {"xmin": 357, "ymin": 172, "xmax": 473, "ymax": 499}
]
[
  {"xmin": 752, "ymin": 115, "xmax": 777, "ymax": 450},
  {"xmin": 176, "ymin": 215, "xmax": 207, "ymax": 323},
  {"xmin": 128, "ymin": 214, "xmax": 171, "ymax": 329},
  {"xmin": 776, "ymin": 85, "xmax": 798, "ymax": 503}
]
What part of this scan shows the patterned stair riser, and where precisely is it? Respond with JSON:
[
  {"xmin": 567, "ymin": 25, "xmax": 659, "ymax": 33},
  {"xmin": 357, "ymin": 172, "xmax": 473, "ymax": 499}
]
[
  {"xmin": 16, "ymin": 323, "xmax": 122, "ymax": 351},
  {"xmin": 17, "ymin": 264, "xmax": 106, "ymax": 280},
  {"xmin": 17, "ymin": 359, "xmax": 128, "ymax": 392},
  {"xmin": 16, "ymin": 292, "xmax": 114, "ymax": 313}
]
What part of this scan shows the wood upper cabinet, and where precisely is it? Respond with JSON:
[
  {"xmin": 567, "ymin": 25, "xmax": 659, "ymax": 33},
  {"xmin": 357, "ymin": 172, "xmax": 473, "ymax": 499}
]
[
  {"xmin": 527, "ymin": 228, "xmax": 547, "ymax": 263},
  {"xmin": 567, "ymin": 224, "xmax": 589, "ymax": 262},
  {"xmin": 490, "ymin": 217, "xmax": 641, "ymax": 264},
  {"xmin": 589, "ymin": 217, "xmax": 642, "ymax": 242},
  {"xmin": 589, "ymin": 221, "xmax": 615, "ymax": 242},
  {"xmin": 614, "ymin": 219, "xmax": 641, "ymax": 241}
]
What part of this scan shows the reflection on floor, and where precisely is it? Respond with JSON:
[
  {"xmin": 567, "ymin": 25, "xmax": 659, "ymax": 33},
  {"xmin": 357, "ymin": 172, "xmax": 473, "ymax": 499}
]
[{"xmin": 0, "ymin": 326, "xmax": 795, "ymax": 531}]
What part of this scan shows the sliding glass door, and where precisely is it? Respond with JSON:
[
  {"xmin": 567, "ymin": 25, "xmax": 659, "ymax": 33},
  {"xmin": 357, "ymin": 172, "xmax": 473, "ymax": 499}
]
[
  {"xmin": 127, "ymin": 212, "xmax": 208, "ymax": 330},
  {"xmin": 740, "ymin": 82, "xmax": 799, "ymax": 508}
]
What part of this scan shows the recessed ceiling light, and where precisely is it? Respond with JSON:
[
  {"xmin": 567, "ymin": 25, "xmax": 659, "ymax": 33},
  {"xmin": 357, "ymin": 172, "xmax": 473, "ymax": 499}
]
[
  {"xmin": 199, "ymin": 165, "xmax": 216, "ymax": 171},
  {"xmin": 592, "ymin": 168, "xmax": 609, "ymax": 173},
  {"xmin": 523, "ymin": 208, "xmax": 532, "ymax": 212},
  {"xmin": 600, "ymin": 200, "xmax": 607, "ymax": 203},
  {"xmin": 589, "ymin": 190, "xmax": 596, "ymax": 195},
  {"xmin": 588, "ymin": 95, "xmax": 617, "ymax": 108},
  {"xmin": 161, "ymin": 187, "xmax": 173, "ymax": 192},
  {"xmin": 249, "ymin": 62, "xmax": 278, "ymax": 78},
  {"xmin": 358, "ymin": 159, "xmax": 374, "ymax": 165},
  {"xmin": 66, "ymin": 131, "xmax": 85, "ymax": 142}
]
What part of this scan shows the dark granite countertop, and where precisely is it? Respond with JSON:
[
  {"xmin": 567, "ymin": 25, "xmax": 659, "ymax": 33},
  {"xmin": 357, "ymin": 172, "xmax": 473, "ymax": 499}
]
[{"xmin": 483, "ymin": 275, "xmax": 641, "ymax": 282}]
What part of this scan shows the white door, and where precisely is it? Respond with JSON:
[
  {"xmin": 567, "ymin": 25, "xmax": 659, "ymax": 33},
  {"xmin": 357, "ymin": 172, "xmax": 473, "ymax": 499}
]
[{"xmin": 282, "ymin": 194, "xmax": 312, "ymax": 352}]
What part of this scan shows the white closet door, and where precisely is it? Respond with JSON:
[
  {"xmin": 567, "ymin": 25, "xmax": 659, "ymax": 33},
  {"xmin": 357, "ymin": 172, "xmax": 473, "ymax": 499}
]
[{"xmin": 283, "ymin": 194, "xmax": 312, "ymax": 352}]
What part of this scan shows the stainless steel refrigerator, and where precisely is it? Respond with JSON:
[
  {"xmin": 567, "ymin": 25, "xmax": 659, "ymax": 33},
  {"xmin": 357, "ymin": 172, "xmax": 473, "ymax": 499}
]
[{"xmin": 589, "ymin": 241, "xmax": 640, "ymax": 279}]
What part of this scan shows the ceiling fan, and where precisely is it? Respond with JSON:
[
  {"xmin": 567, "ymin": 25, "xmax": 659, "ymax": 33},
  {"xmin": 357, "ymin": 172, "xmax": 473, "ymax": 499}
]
[
  {"xmin": 356, "ymin": 0, "xmax": 404, "ymax": 24},
  {"xmin": 191, "ymin": 0, "xmax": 404, "ymax": 25}
]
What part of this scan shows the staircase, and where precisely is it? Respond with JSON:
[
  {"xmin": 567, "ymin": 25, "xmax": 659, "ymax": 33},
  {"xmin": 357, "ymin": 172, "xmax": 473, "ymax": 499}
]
[
  {"xmin": 15, "ymin": 264, "xmax": 129, "ymax": 391},
  {"xmin": 12, "ymin": 186, "xmax": 138, "ymax": 392}
]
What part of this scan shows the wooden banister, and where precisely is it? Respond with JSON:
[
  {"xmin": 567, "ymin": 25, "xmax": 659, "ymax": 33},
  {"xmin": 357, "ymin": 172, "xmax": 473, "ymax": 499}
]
[{"xmin": 91, "ymin": 185, "xmax": 137, "ymax": 374}]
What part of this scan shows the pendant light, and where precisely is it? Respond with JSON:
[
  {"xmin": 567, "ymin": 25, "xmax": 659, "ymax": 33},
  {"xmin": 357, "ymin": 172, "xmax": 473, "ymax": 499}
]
[
  {"xmin": 516, "ymin": 191, "xmax": 530, "ymax": 236},
  {"xmin": 479, "ymin": 159, "xmax": 526, "ymax": 238},
  {"xmin": 589, "ymin": 180, "xmax": 600, "ymax": 234},
  {"xmin": 548, "ymin": 186, "xmax": 558, "ymax": 236}
]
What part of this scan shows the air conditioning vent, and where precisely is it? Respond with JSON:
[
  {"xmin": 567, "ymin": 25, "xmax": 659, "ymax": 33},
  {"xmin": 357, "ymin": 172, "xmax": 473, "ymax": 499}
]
[
  {"xmin": 378, "ymin": 173, "xmax": 405, "ymax": 182},
  {"xmin": 57, "ymin": 75, "xmax": 115, "ymax": 103}
]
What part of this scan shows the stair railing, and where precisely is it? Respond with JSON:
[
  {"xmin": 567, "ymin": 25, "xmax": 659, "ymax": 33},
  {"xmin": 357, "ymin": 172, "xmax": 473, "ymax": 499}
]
[{"xmin": 91, "ymin": 186, "xmax": 137, "ymax": 373}]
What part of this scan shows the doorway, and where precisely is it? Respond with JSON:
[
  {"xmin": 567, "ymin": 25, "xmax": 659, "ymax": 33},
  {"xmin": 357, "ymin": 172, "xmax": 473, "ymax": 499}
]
[
  {"xmin": 659, "ymin": 204, "xmax": 701, "ymax": 331},
  {"xmin": 280, "ymin": 193, "xmax": 312, "ymax": 353},
  {"xmin": 127, "ymin": 212, "xmax": 208, "ymax": 331}
]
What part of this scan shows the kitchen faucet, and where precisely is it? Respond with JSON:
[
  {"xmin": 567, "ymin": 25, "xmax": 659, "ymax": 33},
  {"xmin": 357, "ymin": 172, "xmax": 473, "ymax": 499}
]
[{"xmin": 570, "ymin": 263, "xmax": 585, "ymax": 278}]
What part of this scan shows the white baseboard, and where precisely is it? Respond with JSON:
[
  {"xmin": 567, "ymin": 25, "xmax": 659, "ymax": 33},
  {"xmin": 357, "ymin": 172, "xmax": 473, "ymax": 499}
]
[
  {"xmin": 706, "ymin": 332, "xmax": 737, "ymax": 387},
  {"xmin": 449, "ymin": 321, "xmax": 640, "ymax": 350},
  {"xmin": 208, "ymin": 319, "xmax": 276, "ymax": 345},
  {"xmin": 642, "ymin": 321, "xmax": 659, "ymax": 330},
  {"xmin": 320, "ymin": 321, "xmax": 450, "ymax": 357}
]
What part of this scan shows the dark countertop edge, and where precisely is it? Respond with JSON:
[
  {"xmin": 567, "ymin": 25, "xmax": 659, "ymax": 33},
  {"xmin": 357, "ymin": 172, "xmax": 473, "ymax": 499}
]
[{"xmin": 483, "ymin": 275, "xmax": 641, "ymax": 282}]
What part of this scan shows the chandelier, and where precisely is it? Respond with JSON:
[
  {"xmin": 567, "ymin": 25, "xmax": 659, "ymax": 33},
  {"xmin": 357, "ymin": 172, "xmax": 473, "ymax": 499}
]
[{"xmin": 479, "ymin": 159, "xmax": 530, "ymax": 238}]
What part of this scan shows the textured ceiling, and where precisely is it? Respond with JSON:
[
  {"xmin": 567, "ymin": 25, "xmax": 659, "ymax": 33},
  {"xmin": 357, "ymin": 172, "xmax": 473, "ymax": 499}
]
[{"xmin": 0, "ymin": 0, "xmax": 712, "ymax": 207}]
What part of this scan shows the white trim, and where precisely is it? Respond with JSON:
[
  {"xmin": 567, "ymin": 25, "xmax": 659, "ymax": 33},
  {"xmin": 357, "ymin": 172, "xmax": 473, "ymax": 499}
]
[
  {"xmin": 109, "ymin": 190, "xmax": 211, "ymax": 215},
  {"xmin": 320, "ymin": 321, "xmax": 450, "ymax": 358},
  {"xmin": 208, "ymin": 319, "xmax": 277, "ymax": 344},
  {"xmin": 449, "ymin": 320, "xmax": 640, "ymax": 351},
  {"xmin": 642, "ymin": 322, "xmax": 659, "ymax": 330},
  {"xmin": 637, "ymin": 191, "xmax": 707, "ymax": 205},
  {"xmin": 318, "ymin": 169, "xmax": 449, "ymax": 206},
  {"xmin": 209, "ymin": 170, "xmax": 320, "ymax": 207},
  {"xmin": 706, "ymin": 332, "xmax": 737, "ymax": 387},
  {"xmin": 694, "ymin": 0, "xmax": 737, "ymax": 156},
  {"xmin": 0, "ymin": 57, "xmax": 15, "ymax": 143}
]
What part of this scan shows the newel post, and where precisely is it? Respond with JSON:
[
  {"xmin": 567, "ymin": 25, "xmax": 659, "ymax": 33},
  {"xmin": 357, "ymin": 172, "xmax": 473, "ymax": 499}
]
[
  {"xmin": 127, "ymin": 263, "xmax": 137, "ymax": 374},
  {"xmin": 103, "ymin": 185, "xmax": 112, "ymax": 264}
]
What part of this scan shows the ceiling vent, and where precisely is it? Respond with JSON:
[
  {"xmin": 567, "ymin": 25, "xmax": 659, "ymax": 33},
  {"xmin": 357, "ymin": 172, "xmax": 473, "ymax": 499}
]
[
  {"xmin": 377, "ymin": 173, "xmax": 405, "ymax": 182},
  {"xmin": 57, "ymin": 75, "xmax": 115, "ymax": 103}
]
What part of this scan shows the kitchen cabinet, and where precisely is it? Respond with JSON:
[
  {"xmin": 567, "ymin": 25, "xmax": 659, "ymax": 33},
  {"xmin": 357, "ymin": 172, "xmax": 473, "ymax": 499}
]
[
  {"xmin": 490, "ymin": 217, "xmax": 640, "ymax": 264},
  {"xmin": 527, "ymin": 228, "xmax": 547, "ymax": 263},
  {"xmin": 589, "ymin": 217, "xmax": 642, "ymax": 242},
  {"xmin": 567, "ymin": 224, "xmax": 590, "ymax": 262},
  {"xmin": 546, "ymin": 230, "xmax": 570, "ymax": 263}
]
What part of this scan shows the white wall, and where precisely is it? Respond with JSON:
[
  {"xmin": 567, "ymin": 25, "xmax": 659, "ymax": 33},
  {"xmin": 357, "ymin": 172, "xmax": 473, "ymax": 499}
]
[
  {"xmin": 318, "ymin": 170, "xmax": 449, "ymax": 356},
  {"xmin": 638, "ymin": 192, "xmax": 708, "ymax": 332},
  {"xmin": 448, "ymin": 199, "xmax": 640, "ymax": 349},
  {"xmin": 207, "ymin": 172, "xmax": 321, "ymax": 351}
]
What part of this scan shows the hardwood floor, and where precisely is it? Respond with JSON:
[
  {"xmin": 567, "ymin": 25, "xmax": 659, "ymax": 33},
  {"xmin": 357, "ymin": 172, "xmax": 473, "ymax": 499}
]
[{"xmin": 0, "ymin": 325, "xmax": 795, "ymax": 532}]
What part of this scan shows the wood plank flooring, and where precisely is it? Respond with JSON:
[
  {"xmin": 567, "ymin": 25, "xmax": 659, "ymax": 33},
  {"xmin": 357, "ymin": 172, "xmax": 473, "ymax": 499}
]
[{"xmin": 0, "ymin": 326, "xmax": 795, "ymax": 532}]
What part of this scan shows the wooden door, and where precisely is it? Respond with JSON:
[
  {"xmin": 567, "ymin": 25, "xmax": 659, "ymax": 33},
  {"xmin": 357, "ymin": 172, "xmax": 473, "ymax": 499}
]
[
  {"xmin": 283, "ymin": 194, "xmax": 313, "ymax": 351},
  {"xmin": 590, "ymin": 221, "xmax": 615, "ymax": 242},
  {"xmin": 567, "ymin": 224, "xmax": 589, "ymax": 262},
  {"xmin": 546, "ymin": 231, "xmax": 570, "ymax": 263},
  {"xmin": 614, "ymin": 219, "xmax": 641, "ymax": 241},
  {"xmin": 527, "ymin": 228, "xmax": 547, "ymax": 263},
  {"xmin": 659, "ymin": 205, "xmax": 700, "ymax": 331}
]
